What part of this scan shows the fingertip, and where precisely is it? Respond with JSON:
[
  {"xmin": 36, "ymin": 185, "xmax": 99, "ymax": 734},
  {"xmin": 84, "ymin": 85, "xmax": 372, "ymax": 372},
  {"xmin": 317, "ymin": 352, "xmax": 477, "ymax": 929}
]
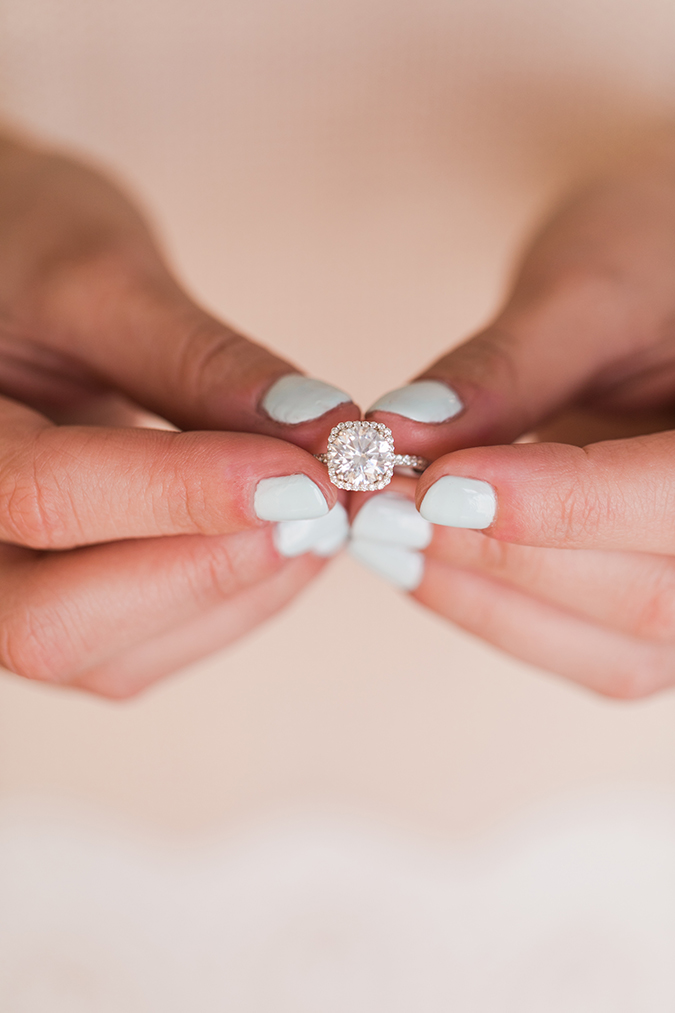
[
  {"xmin": 348, "ymin": 537, "xmax": 425, "ymax": 591},
  {"xmin": 365, "ymin": 379, "xmax": 476, "ymax": 459},
  {"xmin": 366, "ymin": 380, "xmax": 464, "ymax": 423},
  {"xmin": 273, "ymin": 502, "xmax": 349, "ymax": 558},
  {"xmin": 176, "ymin": 430, "xmax": 339, "ymax": 535},
  {"xmin": 351, "ymin": 490, "xmax": 432, "ymax": 548},
  {"xmin": 258, "ymin": 376, "xmax": 362, "ymax": 454},
  {"xmin": 418, "ymin": 475, "xmax": 497, "ymax": 530},
  {"xmin": 261, "ymin": 374, "xmax": 354, "ymax": 426},
  {"xmin": 253, "ymin": 474, "xmax": 331, "ymax": 523}
]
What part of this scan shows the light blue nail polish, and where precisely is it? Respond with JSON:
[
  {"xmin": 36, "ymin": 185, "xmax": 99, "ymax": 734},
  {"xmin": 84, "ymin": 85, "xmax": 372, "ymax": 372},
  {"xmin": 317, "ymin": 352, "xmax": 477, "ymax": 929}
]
[
  {"xmin": 367, "ymin": 380, "xmax": 463, "ymax": 423},
  {"xmin": 419, "ymin": 476, "xmax": 496, "ymax": 529},
  {"xmin": 254, "ymin": 475, "xmax": 329, "ymax": 522},
  {"xmin": 348, "ymin": 538, "xmax": 425, "ymax": 591},
  {"xmin": 351, "ymin": 493, "xmax": 432, "ymax": 549},
  {"xmin": 262, "ymin": 375, "xmax": 352, "ymax": 425},
  {"xmin": 274, "ymin": 503, "xmax": 349, "ymax": 557}
]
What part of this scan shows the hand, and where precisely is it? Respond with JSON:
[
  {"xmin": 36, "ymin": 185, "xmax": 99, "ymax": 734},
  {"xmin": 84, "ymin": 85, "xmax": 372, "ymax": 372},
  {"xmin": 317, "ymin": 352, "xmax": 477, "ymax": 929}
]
[
  {"xmin": 0, "ymin": 134, "xmax": 357, "ymax": 696},
  {"xmin": 352, "ymin": 136, "xmax": 675, "ymax": 698}
]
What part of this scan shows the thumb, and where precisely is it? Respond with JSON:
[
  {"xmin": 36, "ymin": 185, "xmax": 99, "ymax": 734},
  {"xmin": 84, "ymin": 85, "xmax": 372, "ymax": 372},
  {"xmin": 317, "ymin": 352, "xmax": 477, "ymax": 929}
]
[
  {"xmin": 415, "ymin": 429, "xmax": 675, "ymax": 554},
  {"xmin": 367, "ymin": 151, "xmax": 675, "ymax": 458},
  {"xmin": 35, "ymin": 255, "xmax": 358, "ymax": 454},
  {"xmin": 2, "ymin": 141, "xmax": 358, "ymax": 453},
  {"xmin": 368, "ymin": 276, "xmax": 631, "ymax": 457}
]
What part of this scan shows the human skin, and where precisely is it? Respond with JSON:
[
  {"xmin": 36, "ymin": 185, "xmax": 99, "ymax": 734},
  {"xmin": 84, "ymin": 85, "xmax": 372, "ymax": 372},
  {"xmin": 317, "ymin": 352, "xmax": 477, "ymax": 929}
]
[
  {"xmin": 364, "ymin": 136, "xmax": 675, "ymax": 698},
  {"xmin": 0, "ymin": 133, "xmax": 359, "ymax": 697},
  {"xmin": 8, "ymin": 129, "xmax": 675, "ymax": 703}
]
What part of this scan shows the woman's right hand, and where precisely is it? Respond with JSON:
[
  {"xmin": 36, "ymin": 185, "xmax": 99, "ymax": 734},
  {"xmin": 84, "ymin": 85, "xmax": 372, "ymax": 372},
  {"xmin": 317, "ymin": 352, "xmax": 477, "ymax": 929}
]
[{"xmin": 0, "ymin": 134, "xmax": 357, "ymax": 697}]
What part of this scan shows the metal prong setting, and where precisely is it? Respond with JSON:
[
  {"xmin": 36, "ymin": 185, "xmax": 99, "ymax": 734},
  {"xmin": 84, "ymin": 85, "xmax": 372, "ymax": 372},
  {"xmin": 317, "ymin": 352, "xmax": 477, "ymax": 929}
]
[{"xmin": 315, "ymin": 421, "xmax": 428, "ymax": 492}]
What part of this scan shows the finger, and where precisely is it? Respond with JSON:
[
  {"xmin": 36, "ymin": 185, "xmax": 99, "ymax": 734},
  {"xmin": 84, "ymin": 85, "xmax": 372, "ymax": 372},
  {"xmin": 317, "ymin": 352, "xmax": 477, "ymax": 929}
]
[
  {"xmin": 0, "ymin": 524, "xmax": 295, "ymax": 683},
  {"xmin": 346, "ymin": 477, "xmax": 433, "ymax": 592},
  {"xmin": 0, "ymin": 395, "xmax": 336, "ymax": 549},
  {"xmin": 425, "ymin": 525, "xmax": 675, "ymax": 644},
  {"xmin": 533, "ymin": 404, "xmax": 675, "ymax": 447},
  {"xmin": 367, "ymin": 277, "xmax": 657, "ymax": 458},
  {"xmin": 1, "ymin": 141, "xmax": 359, "ymax": 448},
  {"xmin": 416, "ymin": 430, "xmax": 675, "ymax": 554},
  {"xmin": 72, "ymin": 554, "xmax": 322, "ymax": 698},
  {"xmin": 17, "ymin": 233, "xmax": 358, "ymax": 452},
  {"xmin": 347, "ymin": 484, "xmax": 675, "ymax": 694},
  {"xmin": 366, "ymin": 153, "xmax": 675, "ymax": 457},
  {"xmin": 349, "ymin": 480, "xmax": 675, "ymax": 643},
  {"xmin": 415, "ymin": 559, "xmax": 675, "ymax": 698}
]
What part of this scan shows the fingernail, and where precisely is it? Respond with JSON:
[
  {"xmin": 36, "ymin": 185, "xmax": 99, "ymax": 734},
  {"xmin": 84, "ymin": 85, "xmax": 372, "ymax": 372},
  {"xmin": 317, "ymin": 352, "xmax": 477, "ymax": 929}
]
[
  {"xmin": 351, "ymin": 492, "xmax": 432, "ymax": 549},
  {"xmin": 419, "ymin": 475, "xmax": 496, "ymax": 528},
  {"xmin": 263, "ymin": 374, "xmax": 353, "ymax": 425},
  {"xmin": 367, "ymin": 380, "xmax": 463, "ymax": 423},
  {"xmin": 274, "ymin": 503, "xmax": 349, "ymax": 558},
  {"xmin": 349, "ymin": 538, "xmax": 424, "ymax": 591},
  {"xmin": 254, "ymin": 475, "xmax": 329, "ymax": 521}
]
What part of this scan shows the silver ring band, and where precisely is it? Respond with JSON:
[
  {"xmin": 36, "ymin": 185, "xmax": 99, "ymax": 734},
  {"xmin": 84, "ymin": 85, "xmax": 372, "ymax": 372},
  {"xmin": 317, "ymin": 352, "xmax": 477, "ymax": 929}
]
[{"xmin": 315, "ymin": 452, "xmax": 428, "ymax": 471}]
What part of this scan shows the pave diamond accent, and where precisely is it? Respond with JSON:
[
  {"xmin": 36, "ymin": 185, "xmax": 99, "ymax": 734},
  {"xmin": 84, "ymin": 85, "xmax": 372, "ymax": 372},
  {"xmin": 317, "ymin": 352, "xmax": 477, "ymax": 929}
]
[{"xmin": 324, "ymin": 421, "xmax": 396, "ymax": 491}]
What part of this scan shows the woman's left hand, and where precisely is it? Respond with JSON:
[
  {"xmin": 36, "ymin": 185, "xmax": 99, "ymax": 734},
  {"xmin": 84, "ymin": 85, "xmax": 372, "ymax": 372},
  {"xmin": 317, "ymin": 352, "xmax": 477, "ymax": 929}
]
[{"xmin": 351, "ymin": 142, "xmax": 675, "ymax": 698}]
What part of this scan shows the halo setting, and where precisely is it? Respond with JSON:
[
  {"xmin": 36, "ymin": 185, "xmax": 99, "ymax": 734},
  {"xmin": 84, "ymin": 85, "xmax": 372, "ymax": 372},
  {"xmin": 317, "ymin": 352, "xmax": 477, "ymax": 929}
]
[{"xmin": 316, "ymin": 421, "xmax": 428, "ymax": 492}]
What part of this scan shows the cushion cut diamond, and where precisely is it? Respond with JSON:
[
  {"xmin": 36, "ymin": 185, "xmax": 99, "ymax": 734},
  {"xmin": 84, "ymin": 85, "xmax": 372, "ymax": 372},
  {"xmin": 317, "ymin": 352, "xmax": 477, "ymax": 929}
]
[{"xmin": 325, "ymin": 421, "xmax": 395, "ymax": 491}]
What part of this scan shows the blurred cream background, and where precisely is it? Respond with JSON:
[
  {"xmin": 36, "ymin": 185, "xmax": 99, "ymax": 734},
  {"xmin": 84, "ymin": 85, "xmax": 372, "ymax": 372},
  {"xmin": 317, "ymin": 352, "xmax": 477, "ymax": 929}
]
[{"xmin": 1, "ymin": 1, "xmax": 675, "ymax": 1008}]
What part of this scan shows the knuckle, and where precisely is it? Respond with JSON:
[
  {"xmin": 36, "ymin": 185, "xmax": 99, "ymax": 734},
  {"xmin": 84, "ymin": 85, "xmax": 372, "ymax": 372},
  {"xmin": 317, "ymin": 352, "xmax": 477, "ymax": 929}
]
[
  {"xmin": 198, "ymin": 533, "xmax": 262, "ymax": 600},
  {"xmin": 0, "ymin": 605, "xmax": 74, "ymax": 685},
  {"xmin": 203, "ymin": 545, "xmax": 237, "ymax": 600},
  {"xmin": 474, "ymin": 532, "xmax": 526, "ymax": 578},
  {"xmin": 195, "ymin": 530, "xmax": 273, "ymax": 601},
  {"xmin": 546, "ymin": 451, "xmax": 605, "ymax": 546},
  {"xmin": 168, "ymin": 455, "xmax": 211, "ymax": 536},
  {"xmin": 632, "ymin": 566, "xmax": 675, "ymax": 642},
  {"xmin": 146, "ymin": 432, "xmax": 224, "ymax": 537},
  {"xmin": 173, "ymin": 315, "xmax": 250, "ymax": 400},
  {"xmin": 445, "ymin": 329, "xmax": 533, "ymax": 433},
  {"xmin": 0, "ymin": 437, "xmax": 75, "ymax": 549},
  {"xmin": 475, "ymin": 532, "xmax": 510, "ymax": 570}
]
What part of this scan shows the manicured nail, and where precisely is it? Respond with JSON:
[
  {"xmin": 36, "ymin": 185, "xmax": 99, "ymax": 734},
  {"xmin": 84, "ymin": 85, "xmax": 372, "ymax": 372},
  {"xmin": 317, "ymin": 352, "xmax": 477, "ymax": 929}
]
[
  {"xmin": 274, "ymin": 503, "xmax": 349, "ymax": 558},
  {"xmin": 367, "ymin": 380, "xmax": 463, "ymax": 423},
  {"xmin": 419, "ymin": 476, "xmax": 496, "ymax": 528},
  {"xmin": 349, "ymin": 538, "xmax": 424, "ymax": 591},
  {"xmin": 263, "ymin": 374, "xmax": 353, "ymax": 425},
  {"xmin": 255, "ymin": 475, "xmax": 328, "ymax": 521},
  {"xmin": 351, "ymin": 492, "xmax": 432, "ymax": 549}
]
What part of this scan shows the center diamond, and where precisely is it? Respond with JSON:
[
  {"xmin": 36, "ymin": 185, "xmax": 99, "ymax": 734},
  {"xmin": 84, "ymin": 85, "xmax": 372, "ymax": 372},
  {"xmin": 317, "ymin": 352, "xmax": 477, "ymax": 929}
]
[{"xmin": 325, "ymin": 421, "xmax": 396, "ymax": 491}]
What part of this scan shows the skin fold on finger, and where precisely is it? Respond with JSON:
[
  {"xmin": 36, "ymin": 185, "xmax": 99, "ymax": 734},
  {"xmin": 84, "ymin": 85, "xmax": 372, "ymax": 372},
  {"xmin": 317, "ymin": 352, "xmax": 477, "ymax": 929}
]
[
  {"xmin": 0, "ymin": 394, "xmax": 337, "ymax": 548},
  {"xmin": 72, "ymin": 553, "xmax": 323, "ymax": 698},
  {"xmin": 532, "ymin": 404, "xmax": 675, "ymax": 447},
  {"xmin": 414, "ymin": 558, "xmax": 675, "ymax": 698},
  {"xmin": 0, "ymin": 525, "xmax": 294, "ymax": 683}
]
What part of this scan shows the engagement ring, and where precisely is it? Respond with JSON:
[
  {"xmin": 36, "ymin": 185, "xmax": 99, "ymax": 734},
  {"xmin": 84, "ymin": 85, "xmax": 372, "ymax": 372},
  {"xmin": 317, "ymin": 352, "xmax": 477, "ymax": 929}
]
[{"xmin": 315, "ymin": 421, "xmax": 429, "ymax": 491}]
